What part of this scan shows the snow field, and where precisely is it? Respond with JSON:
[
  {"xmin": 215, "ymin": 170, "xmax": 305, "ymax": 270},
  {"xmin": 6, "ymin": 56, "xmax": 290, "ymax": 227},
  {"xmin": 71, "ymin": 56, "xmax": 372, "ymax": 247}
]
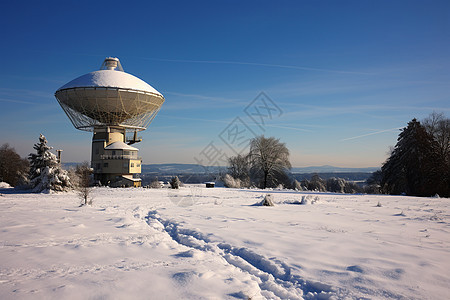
[{"xmin": 0, "ymin": 186, "xmax": 449, "ymax": 299}]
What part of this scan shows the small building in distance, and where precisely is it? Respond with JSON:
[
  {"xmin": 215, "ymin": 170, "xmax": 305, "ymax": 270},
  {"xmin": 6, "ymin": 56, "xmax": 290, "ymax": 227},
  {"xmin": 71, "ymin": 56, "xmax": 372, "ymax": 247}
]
[{"xmin": 205, "ymin": 182, "xmax": 215, "ymax": 188}]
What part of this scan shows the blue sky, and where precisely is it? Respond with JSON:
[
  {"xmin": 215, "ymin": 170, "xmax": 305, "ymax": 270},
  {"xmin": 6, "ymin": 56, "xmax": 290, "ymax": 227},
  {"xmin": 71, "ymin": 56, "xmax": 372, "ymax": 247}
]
[{"xmin": 0, "ymin": 0, "xmax": 449, "ymax": 168}]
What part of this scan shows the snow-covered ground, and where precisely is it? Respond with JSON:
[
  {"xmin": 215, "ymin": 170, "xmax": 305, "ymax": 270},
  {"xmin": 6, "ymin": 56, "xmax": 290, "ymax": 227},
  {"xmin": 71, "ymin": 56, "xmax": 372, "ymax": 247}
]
[{"xmin": 0, "ymin": 186, "xmax": 449, "ymax": 299}]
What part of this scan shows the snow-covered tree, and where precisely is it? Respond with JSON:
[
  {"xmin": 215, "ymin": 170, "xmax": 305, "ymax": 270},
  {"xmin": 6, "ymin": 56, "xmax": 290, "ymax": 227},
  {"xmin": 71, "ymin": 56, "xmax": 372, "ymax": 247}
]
[
  {"xmin": 326, "ymin": 177, "xmax": 346, "ymax": 193},
  {"xmin": 343, "ymin": 181, "xmax": 362, "ymax": 194},
  {"xmin": 149, "ymin": 177, "xmax": 162, "ymax": 189},
  {"xmin": 170, "ymin": 176, "xmax": 181, "ymax": 189},
  {"xmin": 308, "ymin": 174, "xmax": 326, "ymax": 192},
  {"xmin": 227, "ymin": 154, "xmax": 250, "ymax": 187},
  {"xmin": 28, "ymin": 134, "xmax": 71, "ymax": 193},
  {"xmin": 292, "ymin": 179, "xmax": 303, "ymax": 191},
  {"xmin": 261, "ymin": 194, "xmax": 274, "ymax": 206},
  {"xmin": 223, "ymin": 173, "xmax": 242, "ymax": 188}
]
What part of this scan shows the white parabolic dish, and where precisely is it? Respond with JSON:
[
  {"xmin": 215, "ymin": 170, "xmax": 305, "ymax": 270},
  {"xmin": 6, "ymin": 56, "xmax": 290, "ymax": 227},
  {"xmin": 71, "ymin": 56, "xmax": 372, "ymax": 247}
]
[{"xmin": 55, "ymin": 59, "xmax": 165, "ymax": 132}]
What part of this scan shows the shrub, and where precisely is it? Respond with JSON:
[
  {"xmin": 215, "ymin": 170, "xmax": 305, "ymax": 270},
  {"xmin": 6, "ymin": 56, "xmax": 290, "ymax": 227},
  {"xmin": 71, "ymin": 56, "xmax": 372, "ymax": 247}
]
[
  {"xmin": 223, "ymin": 174, "xmax": 241, "ymax": 188},
  {"xmin": 170, "ymin": 176, "xmax": 181, "ymax": 189},
  {"xmin": 308, "ymin": 174, "xmax": 326, "ymax": 192},
  {"xmin": 261, "ymin": 194, "xmax": 274, "ymax": 206},
  {"xmin": 149, "ymin": 179, "xmax": 162, "ymax": 189},
  {"xmin": 292, "ymin": 179, "xmax": 303, "ymax": 191}
]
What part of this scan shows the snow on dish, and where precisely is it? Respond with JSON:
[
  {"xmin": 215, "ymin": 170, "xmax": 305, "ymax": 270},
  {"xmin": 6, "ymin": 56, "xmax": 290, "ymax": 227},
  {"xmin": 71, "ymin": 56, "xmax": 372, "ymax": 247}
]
[
  {"xmin": 57, "ymin": 70, "xmax": 162, "ymax": 95},
  {"xmin": 0, "ymin": 186, "xmax": 449, "ymax": 299}
]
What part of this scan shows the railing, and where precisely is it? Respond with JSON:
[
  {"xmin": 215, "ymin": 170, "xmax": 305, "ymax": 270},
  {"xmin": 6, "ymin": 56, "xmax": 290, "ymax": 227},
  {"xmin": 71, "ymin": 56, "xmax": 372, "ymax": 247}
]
[{"xmin": 100, "ymin": 154, "xmax": 142, "ymax": 160}]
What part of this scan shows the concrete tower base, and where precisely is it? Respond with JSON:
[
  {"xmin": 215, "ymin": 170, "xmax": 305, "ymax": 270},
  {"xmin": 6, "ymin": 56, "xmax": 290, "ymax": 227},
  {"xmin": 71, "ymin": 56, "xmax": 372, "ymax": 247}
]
[{"xmin": 91, "ymin": 126, "xmax": 142, "ymax": 187}]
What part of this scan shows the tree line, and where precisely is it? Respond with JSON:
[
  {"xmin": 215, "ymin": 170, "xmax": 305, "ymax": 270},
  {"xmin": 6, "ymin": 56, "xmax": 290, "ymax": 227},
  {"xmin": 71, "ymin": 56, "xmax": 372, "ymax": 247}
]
[
  {"xmin": 225, "ymin": 112, "xmax": 449, "ymax": 197},
  {"xmin": 224, "ymin": 136, "xmax": 292, "ymax": 189},
  {"xmin": 2, "ymin": 111, "xmax": 448, "ymax": 198},
  {"xmin": 224, "ymin": 139, "xmax": 376, "ymax": 194},
  {"xmin": 0, "ymin": 143, "xmax": 29, "ymax": 187}
]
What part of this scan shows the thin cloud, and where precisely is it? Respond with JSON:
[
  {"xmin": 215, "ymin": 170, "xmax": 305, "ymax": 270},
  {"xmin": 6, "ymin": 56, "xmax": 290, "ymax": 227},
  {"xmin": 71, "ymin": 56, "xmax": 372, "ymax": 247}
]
[
  {"xmin": 164, "ymin": 91, "xmax": 247, "ymax": 105},
  {"xmin": 0, "ymin": 98, "xmax": 37, "ymax": 105},
  {"xmin": 0, "ymin": 74, "xmax": 65, "ymax": 84},
  {"xmin": 145, "ymin": 58, "xmax": 374, "ymax": 75},
  {"xmin": 341, "ymin": 127, "xmax": 403, "ymax": 142}
]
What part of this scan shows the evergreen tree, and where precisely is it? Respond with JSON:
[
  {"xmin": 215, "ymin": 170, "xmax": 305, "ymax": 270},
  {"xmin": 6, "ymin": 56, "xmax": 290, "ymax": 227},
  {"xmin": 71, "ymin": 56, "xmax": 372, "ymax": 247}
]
[
  {"xmin": 28, "ymin": 134, "xmax": 71, "ymax": 193},
  {"xmin": 381, "ymin": 119, "xmax": 443, "ymax": 196}
]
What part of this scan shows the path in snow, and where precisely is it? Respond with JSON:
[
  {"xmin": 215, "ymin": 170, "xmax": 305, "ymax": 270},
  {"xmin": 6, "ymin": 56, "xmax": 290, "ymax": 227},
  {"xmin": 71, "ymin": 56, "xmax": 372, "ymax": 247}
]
[{"xmin": 146, "ymin": 209, "xmax": 336, "ymax": 299}]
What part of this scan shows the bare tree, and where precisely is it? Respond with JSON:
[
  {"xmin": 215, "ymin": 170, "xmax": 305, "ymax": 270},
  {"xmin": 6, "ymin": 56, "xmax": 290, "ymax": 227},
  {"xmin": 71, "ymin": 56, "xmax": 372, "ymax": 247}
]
[
  {"xmin": 0, "ymin": 143, "xmax": 29, "ymax": 187},
  {"xmin": 423, "ymin": 111, "xmax": 450, "ymax": 165},
  {"xmin": 248, "ymin": 136, "xmax": 291, "ymax": 189},
  {"xmin": 423, "ymin": 111, "xmax": 445, "ymax": 133},
  {"xmin": 75, "ymin": 162, "xmax": 93, "ymax": 205}
]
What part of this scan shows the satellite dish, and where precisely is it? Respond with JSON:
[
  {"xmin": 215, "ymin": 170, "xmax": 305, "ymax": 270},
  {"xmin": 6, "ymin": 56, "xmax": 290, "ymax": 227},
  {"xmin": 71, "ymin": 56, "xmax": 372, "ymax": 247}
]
[
  {"xmin": 54, "ymin": 57, "xmax": 165, "ymax": 187},
  {"xmin": 55, "ymin": 57, "xmax": 165, "ymax": 132}
]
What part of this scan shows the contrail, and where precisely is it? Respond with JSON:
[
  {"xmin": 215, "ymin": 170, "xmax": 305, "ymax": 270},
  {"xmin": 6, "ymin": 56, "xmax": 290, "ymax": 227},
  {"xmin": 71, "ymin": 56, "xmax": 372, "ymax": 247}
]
[
  {"xmin": 158, "ymin": 114, "xmax": 230, "ymax": 124},
  {"xmin": 144, "ymin": 58, "xmax": 374, "ymax": 75},
  {"xmin": 341, "ymin": 127, "xmax": 403, "ymax": 141},
  {"xmin": 266, "ymin": 124, "xmax": 313, "ymax": 132}
]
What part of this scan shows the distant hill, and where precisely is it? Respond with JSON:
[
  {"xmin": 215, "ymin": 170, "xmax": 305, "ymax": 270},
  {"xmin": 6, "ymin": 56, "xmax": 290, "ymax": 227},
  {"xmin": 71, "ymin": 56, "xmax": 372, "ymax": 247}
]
[
  {"xmin": 64, "ymin": 163, "xmax": 378, "ymax": 175},
  {"xmin": 141, "ymin": 164, "xmax": 378, "ymax": 174},
  {"xmin": 291, "ymin": 165, "xmax": 379, "ymax": 173},
  {"xmin": 141, "ymin": 163, "xmax": 226, "ymax": 174},
  {"xmin": 62, "ymin": 162, "xmax": 80, "ymax": 169},
  {"xmin": 291, "ymin": 172, "xmax": 374, "ymax": 182}
]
